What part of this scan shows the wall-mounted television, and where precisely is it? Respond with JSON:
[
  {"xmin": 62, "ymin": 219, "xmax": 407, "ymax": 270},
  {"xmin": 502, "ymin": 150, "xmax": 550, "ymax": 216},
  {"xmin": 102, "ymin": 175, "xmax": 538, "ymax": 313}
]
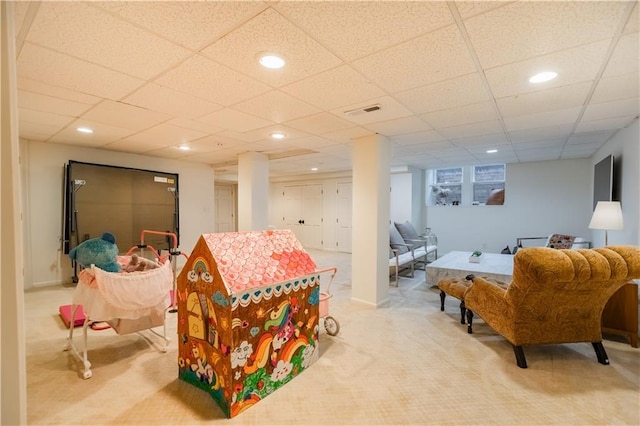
[{"xmin": 592, "ymin": 154, "xmax": 615, "ymax": 210}]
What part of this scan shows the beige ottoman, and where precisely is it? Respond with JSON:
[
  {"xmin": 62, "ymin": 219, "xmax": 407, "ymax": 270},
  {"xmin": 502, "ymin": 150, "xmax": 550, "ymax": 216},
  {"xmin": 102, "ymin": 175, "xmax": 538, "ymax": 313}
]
[
  {"xmin": 438, "ymin": 275, "xmax": 509, "ymax": 333},
  {"xmin": 438, "ymin": 275, "xmax": 474, "ymax": 332}
]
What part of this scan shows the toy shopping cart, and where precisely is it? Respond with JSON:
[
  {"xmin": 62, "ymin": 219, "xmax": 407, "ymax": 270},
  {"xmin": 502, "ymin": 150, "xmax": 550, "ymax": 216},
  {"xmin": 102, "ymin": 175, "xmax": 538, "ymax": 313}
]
[{"xmin": 317, "ymin": 267, "xmax": 340, "ymax": 336}]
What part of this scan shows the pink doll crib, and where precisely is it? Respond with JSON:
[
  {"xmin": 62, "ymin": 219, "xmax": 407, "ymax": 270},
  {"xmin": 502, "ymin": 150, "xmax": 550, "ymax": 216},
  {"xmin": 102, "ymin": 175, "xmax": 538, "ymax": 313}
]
[{"xmin": 63, "ymin": 257, "xmax": 173, "ymax": 379}]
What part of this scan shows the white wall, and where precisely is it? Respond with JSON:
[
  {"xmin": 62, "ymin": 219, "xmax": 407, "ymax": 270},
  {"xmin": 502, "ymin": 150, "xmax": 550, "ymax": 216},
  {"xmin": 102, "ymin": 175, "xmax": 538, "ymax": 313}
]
[
  {"xmin": 590, "ymin": 118, "xmax": 639, "ymax": 247},
  {"xmin": 426, "ymin": 158, "xmax": 593, "ymax": 254},
  {"xmin": 22, "ymin": 140, "xmax": 216, "ymax": 288}
]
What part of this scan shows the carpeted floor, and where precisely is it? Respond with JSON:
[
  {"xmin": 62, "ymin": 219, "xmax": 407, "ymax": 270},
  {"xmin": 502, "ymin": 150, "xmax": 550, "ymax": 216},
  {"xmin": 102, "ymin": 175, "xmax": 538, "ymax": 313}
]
[{"xmin": 25, "ymin": 249, "xmax": 640, "ymax": 425}]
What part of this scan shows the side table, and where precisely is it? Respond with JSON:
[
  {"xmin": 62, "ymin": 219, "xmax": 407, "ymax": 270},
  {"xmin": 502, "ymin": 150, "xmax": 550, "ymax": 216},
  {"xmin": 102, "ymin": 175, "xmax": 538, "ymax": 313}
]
[{"xmin": 601, "ymin": 282, "xmax": 638, "ymax": 348}]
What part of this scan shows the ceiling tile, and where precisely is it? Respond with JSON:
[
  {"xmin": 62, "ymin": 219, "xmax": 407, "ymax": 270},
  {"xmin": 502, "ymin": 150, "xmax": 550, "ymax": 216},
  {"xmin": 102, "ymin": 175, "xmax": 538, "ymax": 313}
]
[
  {"xmin": 81, "ymin": 100, "xmax": 172, "ymax": 131},
  {"xmin": 96, "ymin": 1, "xmax": 269, "ymax": 51},
  {"xmin": 454, "ymin": 1, "xmax": 514, "ymax": 19},
  {"xmin": 449, "ymin": 132, "xmax": 509, "ymax": 147},
  {"xmin": 26, "ymin": 2, "xmax": 190, "ymax": 80},
  {"xmin": 18, "ymin": 121, "xmax": 61, "ymax": 142},
  {"xmin": 335, "ymin": 96, "xmax": 414, "ymax": 126},
  {"xmin": 17, "ymin": 77, "xmax": 101, "ymax": 105},
  {"xmin": 104, "ymin": 139, "xmax": 166, "ymax": 154},
  {"xmin": 601, "ymin": 32, "xmax": 640, "ymax": 78},
  {"xmin": 503, "ymin": 107, "xmax": 582, "ymax": 132},
  {"xmin": 321, "ymin": 127, "xmax": 374, "ymax": 144},
  {"xmin": 511, "ymin": 139, "xmax": 566, "ymax": 150},
  {"xmin": 395, "ymin": 73, "xmax": 490, "ymax": 115},
  {"xmin": 49, "ymin": 118, "xmax": 136, "ymax": 146},
  {"xmin": 508, "ymin": 125, "xmax": 573, "ymax": 143},
  {"xmin": 485, "ymin": 40, "xmax": 610, "ymax": 98},
  {"xmin": 165, "ymin": 118, "xmax": 223, "ymax": 136},
  {"xmin": 123, "ymin": 83, "xmax": 223, "ymax": 120},
  {"xmin": 281, "ymin": 65, "xmax": 386, "ymax": 111},
  {"xmin": 196, "ymin": 108, "xmax": 273, "ymax": 133},
  {"xmin": 201, "ymin": 8, "xmax": 343, "ymax": 87},
  {"xmin": 567, "ymin": 130, "xmax": 616, "ymax": 145},
  {"xmin": 497, "ymin": 83, "xmax": 591, "ymax": 118},
  {"xmin": 287, "ymin": 136, "xmax": 341, "ymax": 150},
  {"xmin": 465, "ymin": 1, "xmax": 629, "ymax": 68},
  {"xmin": 623, "ymin": 3, "xmax": 638, "ymax": 34},
  {"xmin": 516, "ymin": 146, "xmax": 563, "ymax": 162},
  {"xmin": 576, "ymin": 116, "xmax": 637, "ymax": 134},
  {"xmin": 155, "ymin": 54, "xmax": 271, "ymax": 106},
  {"xmin": 364, "ymin": 116, "xmax": 432, "ymax": 137},
  {"xmin": 18, "ymin": 108, "xmax": 75, "ymax": 129},
  {"xmin": 420, "ymin": 102, "xmax": 498, "ymax": 129},
  {"xmin": 240, "ymin": 124, "xmax": 310, "ymax": 143},
  {"xmin": 391, "ymin": 131, "xmax": 448, "ymax": 147},
  {"xmin": 352, "ymin": 25, "xmax": 476, "ymax": 92},
  {"xmin": 118, "ymin": 123, "xmax": 209, "ymax": 148},
  {"xmin": 284, "ymin": 112, "xmax": 354, "ymax": 135},
  {"xmin": 590, "ymin": 72, "xmax": 639, "ymax": 104},
  {"xmin": 17, "ymin": 43, "xmax": 144, "ymax": 100},
  {"xmin": 582, "ymin": 98, "xmax": 640, "ymax": 122},
  {"xmin": 274, "ymin": 1, "xmax": 453, "ymax": 61},
  {"xmin": 232, "ymin": 90, "xmax": 321, "ymax": 123},
  {"xmin": 438, "ymin": 120, "xmax": 505, "ymax": 140},
  {"xmin": 18, "ymin": 90, "xmax": 92, "ymax": 117}
]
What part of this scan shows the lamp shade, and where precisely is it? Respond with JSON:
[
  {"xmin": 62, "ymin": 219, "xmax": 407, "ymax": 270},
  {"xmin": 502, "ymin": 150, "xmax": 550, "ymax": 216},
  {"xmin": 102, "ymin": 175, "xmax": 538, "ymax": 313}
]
[{"xmin": 588, "ymin": 201, "xmax": 624, "ymax": 230}]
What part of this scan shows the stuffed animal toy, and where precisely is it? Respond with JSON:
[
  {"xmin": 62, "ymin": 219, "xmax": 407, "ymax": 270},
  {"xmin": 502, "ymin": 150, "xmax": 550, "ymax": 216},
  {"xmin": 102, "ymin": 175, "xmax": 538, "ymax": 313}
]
[
  {"xmin": 123, "ymin": 254, "xmax": 160, "ymax": 272},
  {"xmin": 69, "ymin": 232, "xmax": 121, "ymax": 272}
]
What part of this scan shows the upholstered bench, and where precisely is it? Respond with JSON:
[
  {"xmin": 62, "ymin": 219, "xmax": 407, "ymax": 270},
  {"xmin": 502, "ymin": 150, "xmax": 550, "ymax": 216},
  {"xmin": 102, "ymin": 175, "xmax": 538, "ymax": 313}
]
[
  {"xmin": 438, "ymin": 275, "xmax": 509, "ymax": 333},
  {"xmin": 438, "ymin": 275, "xmax": 474, "ymax": 331}
]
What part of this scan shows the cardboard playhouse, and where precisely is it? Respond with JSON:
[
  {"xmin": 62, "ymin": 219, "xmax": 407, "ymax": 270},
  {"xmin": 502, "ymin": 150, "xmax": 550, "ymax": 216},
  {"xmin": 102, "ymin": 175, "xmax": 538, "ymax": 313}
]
[{"xmin": 176, "ymin": 230, "xmax": 321, "ymax": 418}]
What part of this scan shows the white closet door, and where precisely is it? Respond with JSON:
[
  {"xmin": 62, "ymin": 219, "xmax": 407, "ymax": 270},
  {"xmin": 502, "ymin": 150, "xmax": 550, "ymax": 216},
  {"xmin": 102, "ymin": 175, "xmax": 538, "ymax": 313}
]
[
  {"xmin": 215, "ymin": 185, "xmax": 235, "ymax": 232},
  {"xmin": 336, "ymin": 182, "xmax": 352, "ymax": 253},
  {"xmin": 282, "ymin": 184, "xmax": 323, "ymax": 249},
  {"xmin": 302, "ymin": 184, "xmax": 323, "ymax": 249}
]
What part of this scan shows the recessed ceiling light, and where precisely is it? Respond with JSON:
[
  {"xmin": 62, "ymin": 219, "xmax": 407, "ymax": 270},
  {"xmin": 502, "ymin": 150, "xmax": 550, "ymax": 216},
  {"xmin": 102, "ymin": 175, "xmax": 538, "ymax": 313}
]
[
  {"xmin": 311, "ymin": 167, "xmax": 318, "ymax": 171},
  {"xmin": 178, "ymin": 145, "xmax": 190, "ymax": 151},
  {"xmin": 486, "ymin": 149, "xmax": 498, "ymax": 154},
  {"xmin": 259, "ymin": 54, "xmax": 285, "ymax": 69},
  {"xmin": 77, "ymin": 127, "xmax": 93, "ymax": 134},
  {"xmin": 529, "ymin": 71, "xmax": 558, "ymax": 83},
  {"xmin": 270, "ymin": 132, "xmax": 286, "ymax": 139}
]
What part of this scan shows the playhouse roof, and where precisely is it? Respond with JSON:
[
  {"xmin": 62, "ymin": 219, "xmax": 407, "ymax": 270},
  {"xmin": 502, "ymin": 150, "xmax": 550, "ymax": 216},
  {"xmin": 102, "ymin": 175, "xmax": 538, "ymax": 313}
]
[{"xmin": 202, "ymin": 230, "xmax": 317, "ymax": 294}]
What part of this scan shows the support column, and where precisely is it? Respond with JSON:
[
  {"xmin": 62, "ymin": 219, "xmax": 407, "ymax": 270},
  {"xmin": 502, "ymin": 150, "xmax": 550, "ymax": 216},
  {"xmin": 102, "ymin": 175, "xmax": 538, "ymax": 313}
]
[
  {"xmin": 351, "ymin": 134, "xmax": 391, "ymax": 307},
  {"xmin": 1, "ymin": 1, "xmax": 28, "ymax": 424},
  {"xmin": 237, "ymin": 151, "xmax": 269, "ymax": 231}
]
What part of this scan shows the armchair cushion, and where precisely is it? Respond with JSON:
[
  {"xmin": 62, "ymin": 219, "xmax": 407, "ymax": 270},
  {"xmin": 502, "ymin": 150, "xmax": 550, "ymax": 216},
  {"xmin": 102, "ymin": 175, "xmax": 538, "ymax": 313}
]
[
  {"xmin": 390, "ymin": 224, "xmax": 409, "ymax": 256},
  {"xmin": 394, "ymin": 221, "xmax": 420, "ymax": 242}
]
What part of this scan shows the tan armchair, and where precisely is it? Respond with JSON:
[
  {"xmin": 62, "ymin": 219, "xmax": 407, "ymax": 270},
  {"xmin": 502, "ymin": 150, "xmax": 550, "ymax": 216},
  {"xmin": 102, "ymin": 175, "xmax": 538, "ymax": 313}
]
[{"xmin": 451, "ymin": 246, "xmax": 640, "ymax": 368}]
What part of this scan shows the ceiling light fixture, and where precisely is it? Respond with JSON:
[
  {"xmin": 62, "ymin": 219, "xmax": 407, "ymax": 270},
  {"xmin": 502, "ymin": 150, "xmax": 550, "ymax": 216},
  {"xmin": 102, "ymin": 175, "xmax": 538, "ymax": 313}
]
[
  {"xmin": 270, "ymin": 132, "xmax": 286, "ymax": 140},
  {"xmin": 486, "ymin": 149, "xmax": 498, "ymax": 154},
  {"xmin": 178, "ymin": 145, "xmax": 190, "ymax": 151},
  {"xmin": 311, "ymin": 167, "xmax": 318, "ymax": 171},
  {"xmin": 259, "ymin": 54, "xmax": 285, "ymax": 69},
  {"xmin": 77, "ymin": 127, "xmax": 93, "ymax": 134},
  {"xmin": 529, "ymin": 71, "xmax": 558, "ymax": 83}
]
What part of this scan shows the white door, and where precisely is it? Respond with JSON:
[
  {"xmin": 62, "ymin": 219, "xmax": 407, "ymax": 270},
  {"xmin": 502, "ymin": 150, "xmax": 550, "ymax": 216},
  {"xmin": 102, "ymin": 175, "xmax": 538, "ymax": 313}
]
[
  {"xmin": 215, "ymin": 185, "xmax": 235, "ymax": 232},
  {"xmin": 302, "ymin": 184, "xmax": 323, "ymax": 249},
  {"xmin": 282, "ymin": 184, "xmax": 323, "ymax": 249},
  {"xmin": 283, "ymin": 185, "xmax": 303, "ymax": 240},
  {"xmin": 336, "ymin": 182, "xmax": 352, "ymax": 253}
]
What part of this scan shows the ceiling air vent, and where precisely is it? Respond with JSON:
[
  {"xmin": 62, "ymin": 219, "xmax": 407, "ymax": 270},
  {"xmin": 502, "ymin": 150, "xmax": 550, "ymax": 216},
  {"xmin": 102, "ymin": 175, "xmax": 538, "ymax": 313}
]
[{"xmin": 344, "ymin": 103, "xmax": 381, "ymax": 117}]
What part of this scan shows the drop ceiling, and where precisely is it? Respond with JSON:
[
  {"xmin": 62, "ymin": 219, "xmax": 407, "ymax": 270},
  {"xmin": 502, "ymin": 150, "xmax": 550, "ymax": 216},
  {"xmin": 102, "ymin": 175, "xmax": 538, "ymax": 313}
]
[{"xmin": 13, "ymin": 1, "xmax": 640, "ymax": 179}]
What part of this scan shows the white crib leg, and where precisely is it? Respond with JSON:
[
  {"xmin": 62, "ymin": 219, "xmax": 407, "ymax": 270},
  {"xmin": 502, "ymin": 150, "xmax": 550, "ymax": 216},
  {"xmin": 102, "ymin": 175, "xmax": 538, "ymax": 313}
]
[{"xmin": 81, "ymin": 319, "xmax": 92, "ymax": 378}]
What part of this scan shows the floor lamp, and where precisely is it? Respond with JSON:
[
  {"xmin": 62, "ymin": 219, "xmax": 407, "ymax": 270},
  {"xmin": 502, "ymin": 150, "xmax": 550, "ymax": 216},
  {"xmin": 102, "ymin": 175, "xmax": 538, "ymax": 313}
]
[{"xmin": 588, "ymin": 201, "xmax": 624, "ymax": 246}]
